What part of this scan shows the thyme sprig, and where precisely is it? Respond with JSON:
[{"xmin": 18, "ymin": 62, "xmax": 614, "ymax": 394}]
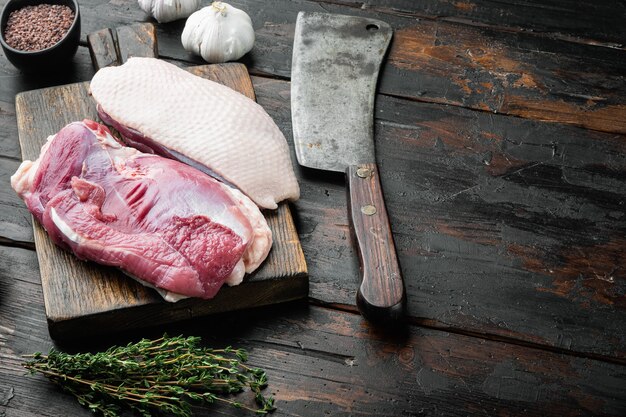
[{"xmin": 22, "ymin": 334, "xmax": 275, "ymax": 417}]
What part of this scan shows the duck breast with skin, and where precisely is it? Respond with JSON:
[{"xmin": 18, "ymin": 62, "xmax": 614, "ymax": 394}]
[
  {"xmin": 89, "ymin": 57, "xmax": 300, "ymax": 209},
  {"xmin": 11, "ymin": 120, "xmax": 272, "ymax": 301}
]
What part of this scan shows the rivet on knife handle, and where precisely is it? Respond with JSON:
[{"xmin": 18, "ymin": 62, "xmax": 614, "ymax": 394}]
[{"xmin": 347, "ymin": 163, "xmax": 405, "ymax": 322}]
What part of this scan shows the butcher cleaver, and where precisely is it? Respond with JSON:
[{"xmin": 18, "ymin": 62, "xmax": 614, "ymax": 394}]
[{"xmin": 291, "ymin": 12, "xmax": 405, "ymax": 322}]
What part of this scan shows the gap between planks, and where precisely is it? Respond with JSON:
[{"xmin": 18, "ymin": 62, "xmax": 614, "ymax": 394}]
[
  {"xmin": 378, "ymin": 89, "xmax": 626, "ymax": 136},
  {"xmin": 308, "ymin": 298, "xmax": 626, "ymax": 367}
]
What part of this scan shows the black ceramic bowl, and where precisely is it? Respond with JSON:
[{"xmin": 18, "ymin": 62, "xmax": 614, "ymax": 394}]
[{"xmin": 0, "ymin": 0, "xmax": 80, "ymax": 72}]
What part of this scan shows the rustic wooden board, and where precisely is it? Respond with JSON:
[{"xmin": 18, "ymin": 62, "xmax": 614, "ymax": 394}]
[
  {"xmin": 305, "ymin": 0, "xmax": 626, "ymax": 47},
  {"xmin": 1, "ymin": 245, "xmax": 625, "ymax": 416},
  {"xmin": 6, "ymin": 72, "xmax": 626, "ymax": 359},
  {"xmin": 1, "ymin": 14, "xmax": 624, "ymax": 360},
  {"xmin": 70, "ymin": 0, "xmax": 626, "ymax": 51},
  {"xmin": 87, "ymin": 23, "xmax": 158, "ymax": 71},
  {"xmin": 2, "ymin": 1, "xmax": 625, "ymax": 135},
  {"xmin": 3, "ymin": 5, "xmax": 626, "ymax": 417},
  {"xmin": 14, "ymin": 65, "xmax": 307, "ymax": 340},
  {"xmin": 248, "ymin": 76, "xmax": 626, "ymax": 362}
]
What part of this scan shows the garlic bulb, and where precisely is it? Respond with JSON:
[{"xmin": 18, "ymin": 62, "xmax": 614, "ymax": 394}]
[
  {"xmin": 138, "ymin": 0, "xmax": 201, "ymax": 23},
  {"xmin": 181, "ymin": 2, "xmax": 255, "ymax": 63}
]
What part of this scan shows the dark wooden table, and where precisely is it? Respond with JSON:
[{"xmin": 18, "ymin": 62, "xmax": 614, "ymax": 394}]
[{"xmin": 1, "ymin": 1, "xmax": 625, "ymax": 416}]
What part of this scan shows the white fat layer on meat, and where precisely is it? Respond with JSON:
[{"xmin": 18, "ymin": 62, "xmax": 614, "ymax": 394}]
[
  {"xmin": 49, "ymin": 208, "xmax": 82, "ymax": 244},
  {"xmin": 93, "ymin": 125, "xmax": 122, "ymax": 149},
  {"xmin": 225, "ymin": 259, "xmax": 246, "ymax": 286},
  {"xmin": 121, "ymin": 271, "xmax": 189, "ymax": 303},
  {"xmin": 161, "ymin": 291, "xmax": 189, "ymax": 302},
  {"xmin": 123, "ymin": 262, "xmax": 246, "ymax": 302},
  {"xmin": 10, "ymin": 134, "xmax": 55, "ymax": 198},
  {"xmin": 222, "ymin": 185, "xmax": 272, "ymax": 273}
]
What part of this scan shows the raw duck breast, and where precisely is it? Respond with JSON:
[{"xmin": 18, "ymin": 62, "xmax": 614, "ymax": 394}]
[
  {"xmin": 11, "ymin": 120, "xmax": 272, "ymax": 301},
  {"xmin": 90, "ymin": 57, "xmax": 300, "ymax": 210}
]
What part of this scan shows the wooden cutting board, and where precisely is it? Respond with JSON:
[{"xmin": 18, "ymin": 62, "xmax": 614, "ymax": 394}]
[{"xmin": 14, "ymin": 24, "xmax": 308, "ymax": 340}]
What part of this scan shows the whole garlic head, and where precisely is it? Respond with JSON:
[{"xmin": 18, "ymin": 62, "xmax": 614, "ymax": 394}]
[
  {"xmin": 138, "ymin": 0, "xmax": 201, "ymax": 23},
  {"xmin": 181, "ymin": 2, "xmax": 255, "ymax": 63}
]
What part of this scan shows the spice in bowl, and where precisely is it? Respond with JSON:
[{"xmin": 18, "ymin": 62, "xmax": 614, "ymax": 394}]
[{"xmin": 4, "ymin": 4, "xmax": 75, "ymax": 51}]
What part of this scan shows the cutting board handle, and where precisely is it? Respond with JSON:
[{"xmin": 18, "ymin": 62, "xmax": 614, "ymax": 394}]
[{"xmin": 347, "ymin": 163, "xmax": 405, "ymax": 322}]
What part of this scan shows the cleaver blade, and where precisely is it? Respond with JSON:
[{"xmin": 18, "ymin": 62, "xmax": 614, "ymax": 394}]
[{"xmin": 291, "ymin": 12, "xmax": 405, "ymax": 322}]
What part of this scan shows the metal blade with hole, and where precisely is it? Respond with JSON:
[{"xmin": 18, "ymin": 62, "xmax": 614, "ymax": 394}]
[{"xmin": 291, "ymin": 12, "xmax": 392, "ymax": 172}]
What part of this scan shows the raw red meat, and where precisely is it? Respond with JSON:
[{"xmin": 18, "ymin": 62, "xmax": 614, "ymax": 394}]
[{"xmin": 11, "ymin": 120, "xmax": 272, "ymax": 300}]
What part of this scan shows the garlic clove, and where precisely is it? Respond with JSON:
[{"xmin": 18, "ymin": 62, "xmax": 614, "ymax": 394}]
[{"xmin": 181, "ymin": 2, "xmax": 255, "ymax": 63}]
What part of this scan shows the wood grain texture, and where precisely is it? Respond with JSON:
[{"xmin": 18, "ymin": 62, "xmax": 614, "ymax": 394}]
[
  {"xmin": 0, "ymin": 156, "xmax": 33, "ymax": 245},
  {"xmin": 320, "ymin": 0, "xmax": 626, "ymax": 48},
  {"xmin": 4, "ymin": 72, "xmax": 625, "ymax": 359},
  {"xmin": 115, "ymin": 23, "xmax": 158, "ymax": 63},
  {"xmin": 64, "ymin": 0, "xmax": 626, "ymax": 50},
  {"xmin": 88, "ymin": 22, "xmax": 158, "ymax": 70},
  {"xmin": 206, "ymin": 0, "xmax": 626, "ymax": 134},
  {"xmin": 248, "ymin": 76, "xmax": 626, "ymax": 360},
  {"xmin": 14, "ymin": 71, "xmax": 307, "ymax": 340},
  {"xmin": 4, "ymin": 1, "xmax": 624, "ymax": 133},
  {"xmin": 347, "ymin": 164, "xmax": 404, "ymax": 322},
  {"xmin": 0, "ymin": 2, "xmax": 625, "ymax": 416},
  {"xmin": 188, "ymin": 64, "xmax": 256, "ymax": 100},
  {"xmin": 1, "ymin": 247, "xmax": 625, "ymax": 416},
  {"xmin": 0, "ymin": 100, "xmax": 20, "ymax": 160},
  {"xmin": 87, "ymin": 28, "xmax": 119, "ymax": 71}
]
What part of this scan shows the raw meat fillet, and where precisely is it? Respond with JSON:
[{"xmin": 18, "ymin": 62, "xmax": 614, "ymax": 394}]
[
  {"xmin": 89, "ymin": 57, "xmax": 300, "ymax": 209},
  {"xmin": 11, "ymin": 120, "xmax": 272, "ymax": 301}
]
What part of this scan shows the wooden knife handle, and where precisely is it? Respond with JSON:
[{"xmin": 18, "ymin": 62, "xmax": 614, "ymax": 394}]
[{"xmin": 347, "ymin": 163, "xmax": 405, "ymax": 322}]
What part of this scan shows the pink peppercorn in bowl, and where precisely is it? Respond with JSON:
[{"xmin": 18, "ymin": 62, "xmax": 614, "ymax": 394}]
[{"xmin": 0, "ymin": 0, "xmax": 80, "ymax": 72}]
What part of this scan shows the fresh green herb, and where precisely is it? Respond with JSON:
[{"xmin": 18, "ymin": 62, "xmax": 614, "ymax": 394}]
[{"xmin": 22, "ymin": 334, "xmax": 275, "ymax": 417}]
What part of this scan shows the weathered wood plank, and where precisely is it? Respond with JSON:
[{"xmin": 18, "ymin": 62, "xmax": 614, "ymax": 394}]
[
  {"xmin": 3, "ymin": 73, "xmax": 625, "ymax": 358},
  {"xmin": 250, "ymin": 76, "xmax": 626, "ymax": 359},
  {"xmin": 0, "ymin": 157, "xmax": 33, "ymax": 245},
  {"xmin": 86, "ymin": 28, "xmax": 119, "ymax": 71},
  {"xmin": 1, "ymin": 245, "xmax": 625, "ymax": 416},
  {"xmin": 67, "ymin": 0, "xmax": 626, "ymax": 49},
  {"xmin": 0, "ymin": 46, "xmax": 96, "ymax": 104},
  {"xmin": 115, "ymin": 23, "xmax": 158, "ymax": 62},
  {"xmin": 4, "ymin": 1, "xmax": 623, "ymax": 133},
  {"xmin": 188, "ymin": 64, "xmax": 256, "ymax": 100},
  {"xmin": 87, "ymin": 23, "xmax": 159, "ymax": 71},
  {"xmin": 60, "ymin": 0, "xmax": 626, "ymax": 134},
  {"xmin": 380, "ymin": 21, "xmax": 626, "ymax": 133},
  {"xmin": 0, "ymin": 101, "xmax": 20, "ymax": 160},
  {"xmin": 322, "ymin": 0, "xmax": 626, "ymax": 48}
]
